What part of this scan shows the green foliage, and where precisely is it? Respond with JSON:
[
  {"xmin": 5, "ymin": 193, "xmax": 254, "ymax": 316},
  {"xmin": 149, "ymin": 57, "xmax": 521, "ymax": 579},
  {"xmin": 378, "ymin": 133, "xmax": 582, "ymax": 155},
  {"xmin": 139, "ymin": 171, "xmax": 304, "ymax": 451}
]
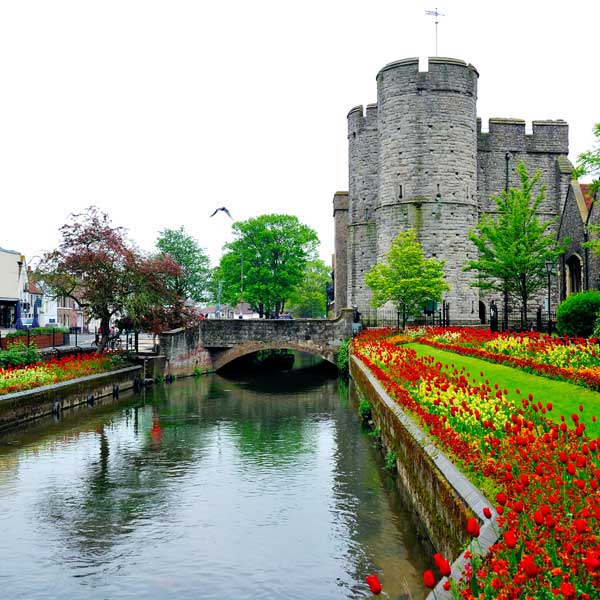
[
  {"xmin": 365, "ymin": 229, "xmax": 448, "ymax": 328},
  {"xmin": 573, "ymin": 123, "xmax": 600, "ymax": 195},
  {"xmin": 0, "ymin": 342, "xmax": 41, "ymax": 369},
  {"xmin": 384, "ymin": 450, "xmax": 397, "ymax": 472},
  {"xmin": 337, "ymin": 338, "xmax": 350, "ymax": 376},
  {"xmin": 465, "ymin": 161, "xmax": 566, "ymax": 323},
  {"xmin": 557, "ymin": 292, "xmax": 600, "ymax": 338},
  {"xmin": 193, "ymin": 367, "xmax": 203, "ymax": 378},
  {"xmin": 358, "ymin": 398, "xmax": 372, "ymax": 422},
  {"xmin": 214, "ymin": 214, "xmax": 319, "ymax": 316},
  {"xmin": 6, "ymin": 326, "xmax": 69, "ymax": 338},
  {"xmin": 368, "ymin": 426, "xmax": 381, "ymax": 439},
  {"xmin": 286, "ymin": 259, "xmax": 332, "ymax": 318},
  {"xmin": 156, "ymin": 226, "xmax": 211, "ymax": 303}
]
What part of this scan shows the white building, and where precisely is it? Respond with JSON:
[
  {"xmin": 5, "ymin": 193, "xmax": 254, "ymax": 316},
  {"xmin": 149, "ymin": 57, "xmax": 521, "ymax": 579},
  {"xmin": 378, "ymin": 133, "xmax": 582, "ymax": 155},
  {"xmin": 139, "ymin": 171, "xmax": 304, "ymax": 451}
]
[{"xmin": 0, "ymin": 247, "xmax": 28, "ymax": 328}]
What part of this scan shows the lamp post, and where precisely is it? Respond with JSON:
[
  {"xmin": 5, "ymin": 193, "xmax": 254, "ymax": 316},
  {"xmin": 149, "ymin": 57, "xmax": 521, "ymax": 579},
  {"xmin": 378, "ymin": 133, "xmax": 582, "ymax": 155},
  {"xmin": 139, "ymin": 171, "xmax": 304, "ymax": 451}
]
[
  {"xmin": 545, "ymin": 260, "xmax": 553, "ymax": 334},
  {"xmin": 583, "ymin": 224, "xmax": 590, "ymax": 290}
]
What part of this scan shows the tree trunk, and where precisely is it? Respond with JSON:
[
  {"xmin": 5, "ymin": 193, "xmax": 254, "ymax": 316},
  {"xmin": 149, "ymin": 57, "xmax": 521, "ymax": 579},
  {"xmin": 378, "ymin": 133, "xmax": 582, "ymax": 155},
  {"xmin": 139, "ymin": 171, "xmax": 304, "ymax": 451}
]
[
  {"xmin": 402, "ymin": 304, "xmax": 407, "ymax": 330},
  {"xmin": 98, "ymin": 315, "xmax": 110, "ymax": 353}
]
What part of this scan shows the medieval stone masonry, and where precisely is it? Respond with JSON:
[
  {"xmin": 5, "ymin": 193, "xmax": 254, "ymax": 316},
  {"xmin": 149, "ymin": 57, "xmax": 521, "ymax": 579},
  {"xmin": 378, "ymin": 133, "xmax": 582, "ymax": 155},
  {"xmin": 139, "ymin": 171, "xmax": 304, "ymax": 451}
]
[{"xmin": 333, "ymin": 56, "xmax": 572, "ymax": 324}]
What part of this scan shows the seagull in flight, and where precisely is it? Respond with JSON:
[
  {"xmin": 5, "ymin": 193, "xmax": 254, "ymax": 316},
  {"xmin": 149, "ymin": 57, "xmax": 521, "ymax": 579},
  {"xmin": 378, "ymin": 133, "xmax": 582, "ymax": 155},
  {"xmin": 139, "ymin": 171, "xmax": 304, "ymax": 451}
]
[{"xmin": 210, "ymin": 206, "xmax": 233, "ymax": 219}]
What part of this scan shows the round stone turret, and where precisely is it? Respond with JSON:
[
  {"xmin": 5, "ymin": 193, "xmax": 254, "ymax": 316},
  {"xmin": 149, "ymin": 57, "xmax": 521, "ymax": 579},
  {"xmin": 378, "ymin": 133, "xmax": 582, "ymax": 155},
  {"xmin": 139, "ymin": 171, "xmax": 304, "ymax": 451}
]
[{"xmin": 375, "ymin": 57, "xmax": 480, "ymax": 321}]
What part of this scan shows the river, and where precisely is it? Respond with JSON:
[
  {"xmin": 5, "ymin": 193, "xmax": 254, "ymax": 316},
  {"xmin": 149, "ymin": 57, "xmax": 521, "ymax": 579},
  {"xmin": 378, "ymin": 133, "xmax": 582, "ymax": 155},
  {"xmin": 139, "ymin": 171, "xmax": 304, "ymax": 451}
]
[{"xmin": 0, "ymin": 354, "xmax": 431, "ymax": 599}]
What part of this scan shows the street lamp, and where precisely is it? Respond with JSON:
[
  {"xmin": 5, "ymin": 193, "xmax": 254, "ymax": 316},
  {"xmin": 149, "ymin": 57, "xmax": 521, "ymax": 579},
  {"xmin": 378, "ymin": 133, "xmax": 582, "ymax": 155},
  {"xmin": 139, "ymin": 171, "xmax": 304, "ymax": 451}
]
[
  {"xmin": 545, "ymin": 260, "xmax": 553, "ymax": 334},
  {"xmin": 583, "ymin": 224, "xmax": 590, "ymax": 290}
]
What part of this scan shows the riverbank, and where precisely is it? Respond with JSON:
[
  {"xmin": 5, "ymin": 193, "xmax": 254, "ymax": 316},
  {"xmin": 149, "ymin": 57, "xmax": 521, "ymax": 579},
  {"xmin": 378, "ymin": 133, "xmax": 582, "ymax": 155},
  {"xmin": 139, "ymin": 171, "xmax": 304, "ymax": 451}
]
[{"xmin": 0, "ymin": 365, "xmax": 142, "ymax": 431}]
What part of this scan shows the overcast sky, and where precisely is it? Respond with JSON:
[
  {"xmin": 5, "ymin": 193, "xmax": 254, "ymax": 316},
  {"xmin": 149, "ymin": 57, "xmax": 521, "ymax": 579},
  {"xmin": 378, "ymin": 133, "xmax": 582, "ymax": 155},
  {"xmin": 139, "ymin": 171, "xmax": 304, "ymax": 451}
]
[{"xmin": 1, "ymin": 1, "xmax": 598, "ymax": 268}]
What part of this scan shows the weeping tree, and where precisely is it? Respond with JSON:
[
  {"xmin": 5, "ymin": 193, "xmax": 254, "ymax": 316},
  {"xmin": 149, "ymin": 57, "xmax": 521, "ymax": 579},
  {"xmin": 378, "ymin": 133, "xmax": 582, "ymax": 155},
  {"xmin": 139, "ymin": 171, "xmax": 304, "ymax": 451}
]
[
  {"xmin": 465, "ymin": 161, "xmax": 566, "ymax": 328},
  {"xmin": 365, "ymin": 229, "xmax": 448, "ymax": 329}
]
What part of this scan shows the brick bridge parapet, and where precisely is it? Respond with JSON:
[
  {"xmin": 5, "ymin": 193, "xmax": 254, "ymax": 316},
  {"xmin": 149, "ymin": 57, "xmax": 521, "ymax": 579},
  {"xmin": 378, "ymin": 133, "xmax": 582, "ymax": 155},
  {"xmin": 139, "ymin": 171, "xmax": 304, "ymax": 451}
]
[{"xmin": 159, "ymin": 308, "xmax": 355, "ymax": 376}]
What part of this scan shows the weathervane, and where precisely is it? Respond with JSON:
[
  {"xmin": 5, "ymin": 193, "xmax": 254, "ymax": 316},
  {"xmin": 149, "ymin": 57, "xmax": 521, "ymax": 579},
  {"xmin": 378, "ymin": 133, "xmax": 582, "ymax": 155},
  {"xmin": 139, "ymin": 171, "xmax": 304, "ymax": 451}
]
[{"xmin": 425, "ymin": 7, "xmax": 444, "ymax": 56}]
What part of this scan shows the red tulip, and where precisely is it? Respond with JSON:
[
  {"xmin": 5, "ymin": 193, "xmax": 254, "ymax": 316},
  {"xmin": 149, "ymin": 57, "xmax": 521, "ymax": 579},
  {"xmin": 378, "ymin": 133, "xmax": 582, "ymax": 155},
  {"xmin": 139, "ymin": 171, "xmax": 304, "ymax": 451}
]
[
  {"xmin": 365, "ymin": 574, "xmax": 382, "ymax": 595},
  {"xmin": 423, "ymin": 570, "xmax": 436, "ymax": 589},
  {"xmin": 496, "ymin": 492, "xmax": 507, "ymax": 505},
  {"xmin": 482, "ymin": 507, "xmax": 492, "ymax": 519},
  {"xmin": 504, "ymin": 530, "xmax": 517, "ymax": 548},
  {"xmin": 466, "ymin": 517, "xmax": 480, "ymax": 538}
]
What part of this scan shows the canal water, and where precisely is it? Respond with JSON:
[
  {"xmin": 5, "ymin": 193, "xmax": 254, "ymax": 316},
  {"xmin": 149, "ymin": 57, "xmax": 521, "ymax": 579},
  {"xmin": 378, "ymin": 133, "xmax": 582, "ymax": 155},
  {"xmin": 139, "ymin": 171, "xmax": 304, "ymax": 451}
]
[{"xmin": 0, "ymin": 354, "xmax": 431, "ymax": 599}]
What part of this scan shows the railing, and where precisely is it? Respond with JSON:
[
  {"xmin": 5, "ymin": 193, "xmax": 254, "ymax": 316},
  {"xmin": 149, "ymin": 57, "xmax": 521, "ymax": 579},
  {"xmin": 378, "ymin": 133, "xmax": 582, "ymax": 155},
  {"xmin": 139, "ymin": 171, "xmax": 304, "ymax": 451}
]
[
  {"xmin": 0, "ymin": 328, "xmax": 66, "ymax": 350},
  {"xmin": 359, "ymin": 307, "xmax": 557, "ymax": 333}
]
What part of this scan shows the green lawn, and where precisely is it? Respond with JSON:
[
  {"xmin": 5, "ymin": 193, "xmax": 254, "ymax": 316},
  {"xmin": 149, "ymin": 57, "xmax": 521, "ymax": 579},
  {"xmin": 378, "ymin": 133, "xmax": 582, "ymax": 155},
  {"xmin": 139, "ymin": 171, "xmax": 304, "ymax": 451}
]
[{"xmin": 406, "ymin": 343, "xmax": 600, "ymax": 439}]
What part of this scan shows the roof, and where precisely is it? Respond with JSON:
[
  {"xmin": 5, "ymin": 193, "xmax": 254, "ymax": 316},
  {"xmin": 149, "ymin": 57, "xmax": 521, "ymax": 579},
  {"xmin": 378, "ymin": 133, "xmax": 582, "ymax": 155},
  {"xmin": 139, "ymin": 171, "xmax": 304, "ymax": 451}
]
[{"xmin": 0, "ymin": 246, "xmax": 21, "ymax": 255}]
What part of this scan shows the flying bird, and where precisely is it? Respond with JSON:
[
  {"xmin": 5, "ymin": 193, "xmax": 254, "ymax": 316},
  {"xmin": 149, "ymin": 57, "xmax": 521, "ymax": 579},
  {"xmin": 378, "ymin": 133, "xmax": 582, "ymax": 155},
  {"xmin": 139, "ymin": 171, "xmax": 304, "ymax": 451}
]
[{"xmin": 210, "ymin": 206, "xmax": 233, "ymax": 219}]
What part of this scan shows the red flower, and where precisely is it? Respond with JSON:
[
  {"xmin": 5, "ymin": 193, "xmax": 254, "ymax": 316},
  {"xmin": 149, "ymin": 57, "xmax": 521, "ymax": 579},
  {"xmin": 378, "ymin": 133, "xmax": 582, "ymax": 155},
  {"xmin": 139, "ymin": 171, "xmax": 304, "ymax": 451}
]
[
  {"xmin": 584, "ymin": 554, "xmax": 600, "ymax": 572},
  {"xmin": 482, "ymin": 507, "xmax": 492, "ymax": 519},
  {"xmin": 365, "ymin": 574, "xmax": 382, "ymax": 595},
  {"xmin": 466, "ymin": 517, "xmax": 480, "ymax": 538},
  {"xmin": 423, "ymin": 570, "xmax": 436, "ymax": 589},
  {"xmin": 496, "ymin": 492, "xmax": 507, "ymax": 505},
  {"xmin": 504, "ymin": 530, "xmax": 517, "ymax": 548},
  {"xmin": 520, "ymin": 555, "xmax": 539, "ymax": 579}
]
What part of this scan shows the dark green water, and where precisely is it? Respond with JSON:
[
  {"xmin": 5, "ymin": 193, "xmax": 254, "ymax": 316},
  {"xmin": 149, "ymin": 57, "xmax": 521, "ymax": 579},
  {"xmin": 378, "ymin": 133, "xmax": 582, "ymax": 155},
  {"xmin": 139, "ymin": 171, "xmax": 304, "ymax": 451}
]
[{"xmin": 0, "ymin": 355, "xmax": 430, "ymax": 599}]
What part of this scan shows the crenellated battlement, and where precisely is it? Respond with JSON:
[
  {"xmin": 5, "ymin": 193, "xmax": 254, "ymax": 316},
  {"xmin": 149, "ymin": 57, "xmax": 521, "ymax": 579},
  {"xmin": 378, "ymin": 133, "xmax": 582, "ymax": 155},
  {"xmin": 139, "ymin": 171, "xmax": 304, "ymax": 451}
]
[
  {"xmin": 347, "ymin": 103, "xmax": 378, "ymax": 136},
  {"xmin": 478, "ymin": 118, "xmax": 568, "ymax": 154},
  {"xmin": 376, "ymin": 56, "xmax": 478, "ymax": 98}
]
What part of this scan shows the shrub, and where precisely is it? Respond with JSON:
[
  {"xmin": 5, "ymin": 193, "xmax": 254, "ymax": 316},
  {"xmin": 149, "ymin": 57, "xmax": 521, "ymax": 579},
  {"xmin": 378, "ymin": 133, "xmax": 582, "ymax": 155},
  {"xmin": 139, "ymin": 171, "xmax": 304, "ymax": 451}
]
[
  {"xmin": 6, "ymin": 326, "xmax": 69, "ymax": 338},
  {"xmin": 556, "ymin": 291, "xmax": 600, "ymax": 337},
  {"xmin": 358, "ymin": 398, "xmax": 372, "ymax": 422},
  {"xmin": 337, "ymin": 338, "xmax": 350, "ymax": 376},
  {"xmin": 384, "ymin": 450, "xmax": 397, "ymax": 472},
  {"xmin": 0, "ymin": 341, "xmax": 41, "ymax": 369}
]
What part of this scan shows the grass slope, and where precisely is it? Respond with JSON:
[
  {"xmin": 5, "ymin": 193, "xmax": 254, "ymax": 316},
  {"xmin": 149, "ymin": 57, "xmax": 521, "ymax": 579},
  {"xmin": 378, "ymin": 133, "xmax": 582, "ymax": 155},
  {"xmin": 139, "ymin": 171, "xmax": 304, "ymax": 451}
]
[{"xmin": 407, "ymin": 342, "xmax": 600, "ymax": 439}]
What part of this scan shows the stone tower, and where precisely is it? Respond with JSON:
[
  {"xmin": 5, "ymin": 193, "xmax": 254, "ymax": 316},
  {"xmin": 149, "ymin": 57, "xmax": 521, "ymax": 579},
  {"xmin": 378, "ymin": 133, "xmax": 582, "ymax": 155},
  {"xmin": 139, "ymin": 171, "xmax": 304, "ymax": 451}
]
[
  {"xmin": 335, "ymin": 56, "xmax": 571, "ymax": 324},
  {"xmin": 375, "ymin": 57, "xmax": 479, "ymax": 320}
]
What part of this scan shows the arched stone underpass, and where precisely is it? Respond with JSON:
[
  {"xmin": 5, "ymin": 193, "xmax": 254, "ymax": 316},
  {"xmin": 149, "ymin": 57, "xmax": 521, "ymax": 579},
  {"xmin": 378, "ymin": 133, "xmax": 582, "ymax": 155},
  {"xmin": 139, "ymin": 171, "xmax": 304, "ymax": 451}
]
[
  {"xmin": 211, "ymin": 341, "xmax": 336, "ymax": 372},
  {"xmin": 159, "ymin": 309, "xmax": 354, "ymax": 376}
]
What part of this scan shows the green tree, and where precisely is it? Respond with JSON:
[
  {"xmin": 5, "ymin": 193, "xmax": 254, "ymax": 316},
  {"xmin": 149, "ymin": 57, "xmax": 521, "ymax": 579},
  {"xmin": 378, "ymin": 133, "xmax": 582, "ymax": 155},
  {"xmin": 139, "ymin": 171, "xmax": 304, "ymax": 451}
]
[
  {"xmin": 286, "ymin": 259, "xmax": 332, "ymax": 318},
  {"xmin": 465, "ymin": 161, "xmax": 565, "ymax": 327},
  {"xmin": 215, "ymin": 214, "xmax": 318, "ymax": 317},
  {"xmin": 364, "ymin": 229, "xmax": 448, "ymax": 329},
  {"xmin": 156, "ymin": 226, "xmax": 211, "ymax": 303},
  {"xmin": 573, "ymin": 122, "xmax": 600, "ymax": 194}
]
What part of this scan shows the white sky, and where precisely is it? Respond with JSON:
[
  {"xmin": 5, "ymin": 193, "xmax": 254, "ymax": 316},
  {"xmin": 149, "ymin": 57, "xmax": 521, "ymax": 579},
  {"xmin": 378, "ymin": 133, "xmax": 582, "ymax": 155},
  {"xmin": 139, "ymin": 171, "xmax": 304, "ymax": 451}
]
[{"xmin": 1, "ymin": 1, "xmax": 598, "ymax": 268}]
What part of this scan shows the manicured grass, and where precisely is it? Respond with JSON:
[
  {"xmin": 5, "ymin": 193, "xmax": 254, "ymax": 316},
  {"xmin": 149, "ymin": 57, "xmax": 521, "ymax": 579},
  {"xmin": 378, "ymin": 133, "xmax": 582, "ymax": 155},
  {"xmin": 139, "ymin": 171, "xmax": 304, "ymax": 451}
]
[{"xmin": 407, "ymin": 342, "xmax": 600, "ymax": 439}]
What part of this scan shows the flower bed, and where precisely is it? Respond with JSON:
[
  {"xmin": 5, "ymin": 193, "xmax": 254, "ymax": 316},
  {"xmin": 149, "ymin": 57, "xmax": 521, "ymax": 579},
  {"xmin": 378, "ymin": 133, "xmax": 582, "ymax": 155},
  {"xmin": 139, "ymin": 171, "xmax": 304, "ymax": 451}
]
[
  {"xmin": 353, "ymin": 328, "xmax": 600, "ymax": 599},
  {"xmin": 0, "ymin": 352, "xmax": 123, "ymax": 396},
  {"xmin": 413, "ymin": 327, "xmax": 600, "ymax": 391}
]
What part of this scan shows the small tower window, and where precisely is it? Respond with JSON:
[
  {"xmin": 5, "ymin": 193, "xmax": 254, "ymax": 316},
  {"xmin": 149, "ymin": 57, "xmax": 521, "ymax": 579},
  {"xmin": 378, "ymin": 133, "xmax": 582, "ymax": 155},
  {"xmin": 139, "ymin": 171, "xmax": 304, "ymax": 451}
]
[
  {"xmin": 436, "ymin": 183, "xmax": 441, "ymax": 200},
  {"xmin": 364, "ymin": 207, "xmax": 369, "ymax": 221},
  {"xmin": 399, "ymin": 185, "xmax": 403, "ymax": 199}
]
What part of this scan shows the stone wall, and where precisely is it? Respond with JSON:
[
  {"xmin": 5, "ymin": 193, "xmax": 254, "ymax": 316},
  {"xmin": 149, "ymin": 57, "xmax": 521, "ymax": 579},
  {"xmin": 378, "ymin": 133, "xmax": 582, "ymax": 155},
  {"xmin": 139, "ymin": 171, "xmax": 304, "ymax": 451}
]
[
  {"xmin": 332, "ymin": 191, "xmax": 349, "ymax": 312},
  {"xmin": 0, "ymin": 366, "xmax": 141, "ymax": 431},
  {"xmin": 349, "ymin": 354, "xmax": 497, "ymax": 577}
]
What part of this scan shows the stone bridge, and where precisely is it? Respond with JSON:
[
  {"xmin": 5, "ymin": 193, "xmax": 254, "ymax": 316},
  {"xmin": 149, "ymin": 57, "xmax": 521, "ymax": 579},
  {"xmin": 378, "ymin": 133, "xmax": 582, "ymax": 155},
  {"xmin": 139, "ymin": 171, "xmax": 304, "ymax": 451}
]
[{"xmin": 159, "ymin": 309, "xmax": 355, "ymax": 375}]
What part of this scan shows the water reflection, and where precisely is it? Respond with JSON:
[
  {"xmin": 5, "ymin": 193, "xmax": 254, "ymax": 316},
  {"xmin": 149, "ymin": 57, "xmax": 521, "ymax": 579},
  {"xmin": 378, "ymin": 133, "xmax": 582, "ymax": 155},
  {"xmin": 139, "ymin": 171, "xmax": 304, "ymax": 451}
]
[{"xmin": 0, "ymin": 354, "xmax": 430, "ymax": 599}]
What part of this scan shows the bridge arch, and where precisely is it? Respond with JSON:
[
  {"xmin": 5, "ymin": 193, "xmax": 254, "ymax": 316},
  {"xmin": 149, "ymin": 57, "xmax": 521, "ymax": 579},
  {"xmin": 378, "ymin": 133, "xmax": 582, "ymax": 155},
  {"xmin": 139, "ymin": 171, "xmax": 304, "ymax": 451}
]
[
  {"xmin": 159, "ymin": 309, "xmax": 354, "ymax": 376},
  {"xmin": 212, "ymin": 341, "xmax": 337, "ymax": 372}
]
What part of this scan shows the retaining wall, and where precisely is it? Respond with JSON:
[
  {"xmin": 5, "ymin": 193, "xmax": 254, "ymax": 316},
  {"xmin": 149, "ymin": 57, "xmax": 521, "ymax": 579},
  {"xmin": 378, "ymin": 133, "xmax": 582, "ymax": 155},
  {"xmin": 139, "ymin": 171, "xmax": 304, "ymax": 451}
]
[
  {"xmin": 0, "ymin": 366, "xmax": 142, "ymax": 432},
  {"xmin": 350, "ymin": 354, "xmax": 497, "ymax": 598}
]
